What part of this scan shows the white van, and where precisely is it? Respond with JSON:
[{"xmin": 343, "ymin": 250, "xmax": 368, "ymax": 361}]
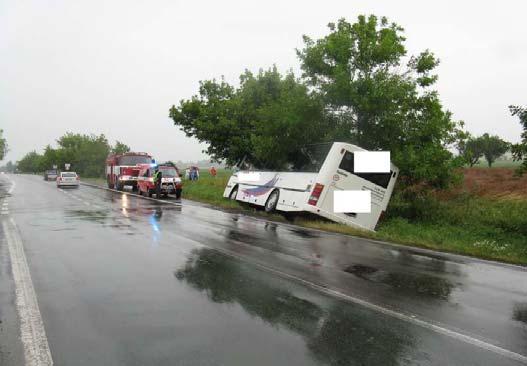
[{"xmin": 223, "ymin": 142, "xmax": 398, "ymax": 231}]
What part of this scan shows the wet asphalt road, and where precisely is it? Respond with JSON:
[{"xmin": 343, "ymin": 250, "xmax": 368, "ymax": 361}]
[{"xmin": 0, "ymin": 174, "xmax": 526, "ymax": 366}]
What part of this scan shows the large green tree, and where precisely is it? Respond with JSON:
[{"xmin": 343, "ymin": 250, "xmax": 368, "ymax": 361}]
[
  {"xmin": 17, "ymin": 134, "xmax": 131, "ymax": 177},
  {"xmin": 457, "ymin": 135, "xmax": 484, "ymax": 167},
  {"xmin": 297, "ymin": 15, "xmax": 465, "ymax": 187},
  {"xmin": 478, "ymin": 133, "xmax": 509, "ymax": 167},
  {"xmin": 510, "ymin": 105, "xmax": 527, "ymax": 175},
  {"xmin": 54, "ymin": 133, "xmax": 111, "ymax": 177},
  {"xmin": 17, "ymin": 151, "xmax": 44, "ymax": 173},
  {"xmin": 169, "ymin": 67, "xmax": 327, "ymax": 169},
  {"xmin": 0, "ymin": 129, "xmax": 7, "ymax": 161}
]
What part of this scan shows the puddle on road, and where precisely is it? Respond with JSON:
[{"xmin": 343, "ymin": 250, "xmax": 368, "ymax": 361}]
[
  {"xmin": 174, "ymin": 248, "xmax": 420, "ymax": 366},
  {"xmin": 288, "ymin": 227, "xmax": 321, "ymax": 239},
  {"xmin": 513, "ymin": 303, "xmax": 527, "ymax": 324},
  {"xmin": 344, "ymin": 264, "xmax": 456, "ymax": 300},
  {"xmin": 64, "ymin": 209, "xmax": 109, "ymax": 223}
]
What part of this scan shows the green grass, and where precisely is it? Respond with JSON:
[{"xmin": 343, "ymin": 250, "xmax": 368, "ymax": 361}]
[
  {"xmin": 82, "ymin": 169, "xmax": 527, "ymax": 265},
  {"xmin": 472, "ymin": 159, "xmax": 521, "ymax": 168},
  {"xmin": 294, "ymin": 196, "xmax": 527, "ymax": 265},
  {"xmin": 183, "ymin": 170, "xmax": 243, "ymax": 209}
]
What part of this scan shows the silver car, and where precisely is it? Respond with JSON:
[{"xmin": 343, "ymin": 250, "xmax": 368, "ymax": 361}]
[{"xmin": 57, "ymin": 171, "xmax": 80, "ymax": 188}]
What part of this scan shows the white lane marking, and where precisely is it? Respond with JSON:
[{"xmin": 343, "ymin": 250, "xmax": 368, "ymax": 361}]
[
  {"xmin": 8, "ymin": 180, "xmax": 16, "ymax": 194},
  {"xmin": 204, "ymin": 245, "xmax": 527, "ymax": 364},
  {"xmin": 4, "ymin": 217, "xmax": 54, "ymax": 366}
]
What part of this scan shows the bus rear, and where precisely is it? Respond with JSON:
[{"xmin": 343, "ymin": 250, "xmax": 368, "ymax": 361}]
[{"xmin": 304, "ymin": 143, "xmax": 398, "ymax": 231}]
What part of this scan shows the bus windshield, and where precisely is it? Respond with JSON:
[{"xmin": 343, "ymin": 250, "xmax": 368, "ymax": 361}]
[
  {"xmin": 118, "ymin": 155, "xmax": 151, "ymax": 166},
  {"xmin": 287, "ymin": 143, "xmax": 334, "ymax": 173}
]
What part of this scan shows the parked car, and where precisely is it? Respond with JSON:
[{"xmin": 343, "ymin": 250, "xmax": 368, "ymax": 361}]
[
  {"xmin": 137, "ymin": 164, "xmax": 182, "ymax": 198},
  {"xmin": 57, "ymin": 171, "xmax": 80, "ymax": 188},
  {"xmin": 44, "ymin": 169, "xmax": 58, "ymax": 181}
]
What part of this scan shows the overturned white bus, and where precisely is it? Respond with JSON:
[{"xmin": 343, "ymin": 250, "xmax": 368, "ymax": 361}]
[{"xmin": 223, "ymin": 142, "xmax": 399, "ymax": 231}]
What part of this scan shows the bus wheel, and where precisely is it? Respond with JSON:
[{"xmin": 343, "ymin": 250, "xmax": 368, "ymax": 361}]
[
  {"xmin": 265, "ymin": 190, "xmax": 279, "ymax": 213},
  {"xmin": 229, "ymin": 186, "xmax": 238, "ymax": 200}
]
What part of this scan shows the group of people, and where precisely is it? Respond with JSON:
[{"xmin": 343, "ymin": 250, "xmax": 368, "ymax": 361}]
[
  {"xmin": 183, "ymin": 166, "xmax": 217, "ymax": 181},
  {"xmin": 185, "ymin": 166, "xmax": 200, "ymax": 181},
  {"xmin": 185, "ymin": 166, "xmax": 218, "ymax": 180}
]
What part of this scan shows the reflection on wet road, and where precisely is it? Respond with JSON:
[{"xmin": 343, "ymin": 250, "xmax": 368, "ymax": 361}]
[{"xmin": 0, "ymin": 174, "xmax": 526, "ymax": 366}]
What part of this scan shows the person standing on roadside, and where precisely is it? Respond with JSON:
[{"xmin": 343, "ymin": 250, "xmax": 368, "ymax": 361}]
[
  {"xmin": 209, "ymin": 166, "xmax": 217, "ymax": 178},
  {"xmin": 153, "ymin": 168, "xmax": 163, "ymax": 198}
]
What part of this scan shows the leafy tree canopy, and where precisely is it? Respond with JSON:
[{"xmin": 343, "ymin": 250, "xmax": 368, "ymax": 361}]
[
  {"xmin": 297, "ymin": 15, "xmax": 466, "ymax": 187},
  {"xmin": 478, "ymin": 133, "xmax": 509, "ymax": 167},
  {"xmin": 169, "ymin": 67, "xmax": 328, "ymax": 169},
  {"xmin": 17, "ymin": 151, "xmax": 43, "ymax": 173},
  {"xmin": 112, "ymin": 141, "xmax": 131, "ymax": 155},
  {"xmin": 457, "ymin": 135, "xmax": 484, "ymax": 167},
  {"xmin": 510, "ymin": 105, "xmax": 527, "ymax": 175},
  {"xmin": 17, "ymin": 133, "xmax": 131, "ymax": 177}
]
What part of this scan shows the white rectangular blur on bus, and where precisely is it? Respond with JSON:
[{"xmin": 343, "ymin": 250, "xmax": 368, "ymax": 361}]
[
  {"xmin": 334, "ymin": 190, "xmax": 371, "ymax": 213},
  {"xmin": 353, "ymin": 151, "xmax": 390, "ymax": 173}
]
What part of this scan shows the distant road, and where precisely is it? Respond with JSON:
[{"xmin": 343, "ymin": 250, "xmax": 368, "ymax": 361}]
[{"xmin": 1, "ymin": 174, "xmax": 526, "ymax": 366}]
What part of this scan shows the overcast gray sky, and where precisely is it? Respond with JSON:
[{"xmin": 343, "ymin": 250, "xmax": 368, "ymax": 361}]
[{"xmin": 1, "ymin": 0, "xmax": 526, "ymax": 163}]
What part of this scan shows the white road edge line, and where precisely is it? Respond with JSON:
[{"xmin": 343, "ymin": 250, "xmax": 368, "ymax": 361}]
[
  {"xmin": 4, "ymin": 216, "xmax": 53, "ymax": 365},
  {"xmin": 208, "ymin": 246, "xmax": 527, "ymax": 364},
  {"xmin": 8, "ymin": 180, "xmax": 16, "ymax": 194},
  {"xmin": 4, "ymin": 217, "xmax": 54, "ymax": 365}
]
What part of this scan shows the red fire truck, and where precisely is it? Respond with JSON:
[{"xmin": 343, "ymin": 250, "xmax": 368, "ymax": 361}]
[{"xmin": 106, "ymin": 152, "xmax": 153, "ymax": 190}]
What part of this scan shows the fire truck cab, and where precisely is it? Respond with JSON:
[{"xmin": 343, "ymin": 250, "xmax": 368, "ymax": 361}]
[
  {"xmin": 106, "ymin": 152, "xmax": 153, "ymax": 190},
  {"xmin": 137, "ymin": 164, "xmax": 183, "ymax": 199}
]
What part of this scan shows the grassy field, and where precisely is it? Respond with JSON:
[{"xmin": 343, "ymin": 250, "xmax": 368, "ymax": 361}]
[
  {"xmin": 472, "ymin": 159, "xmax": 521, "ymax": 168},
  {"xmin": 81, "ymin": 169, "xmax": 527, "ymax": 265}
]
